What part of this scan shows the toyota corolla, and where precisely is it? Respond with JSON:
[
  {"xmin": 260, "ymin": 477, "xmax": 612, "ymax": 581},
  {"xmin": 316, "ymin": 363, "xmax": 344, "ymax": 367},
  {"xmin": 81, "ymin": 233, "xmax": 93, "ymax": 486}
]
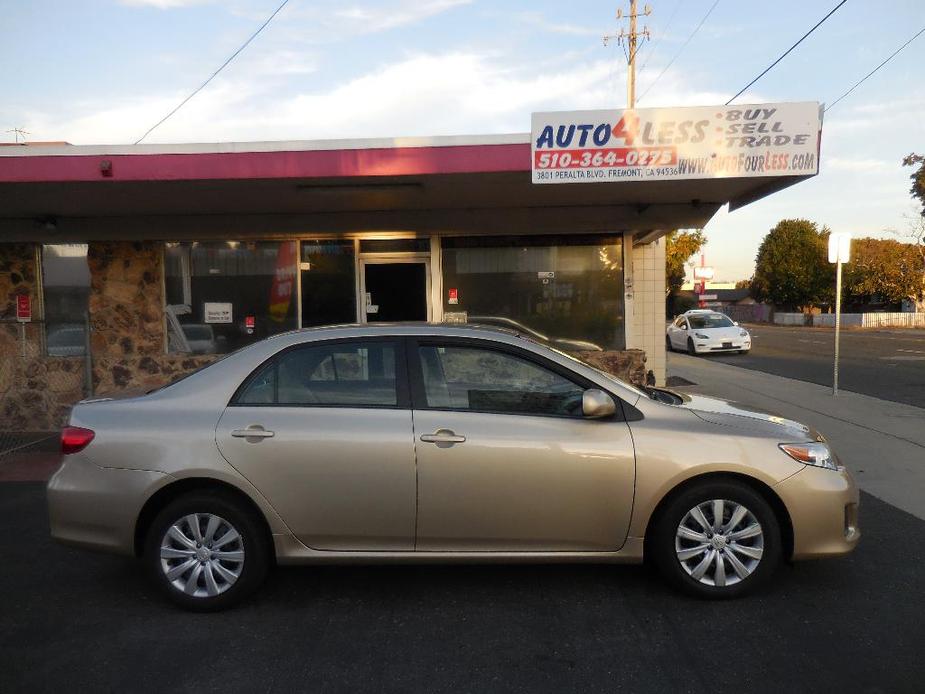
[{"xmin": 48, "ymin": 324, "xmax": 859, "ymax": 610}]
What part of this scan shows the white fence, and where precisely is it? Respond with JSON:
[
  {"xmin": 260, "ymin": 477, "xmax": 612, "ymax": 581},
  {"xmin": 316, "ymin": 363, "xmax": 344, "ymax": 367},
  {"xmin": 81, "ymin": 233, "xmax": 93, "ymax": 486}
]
[
  {"xmin": 773, "ymin": 313, "xmax": 807, "ymax": 326},
  {"xmin": 773, "ymin": 312, "xmax": 925, "ymax": 327}
]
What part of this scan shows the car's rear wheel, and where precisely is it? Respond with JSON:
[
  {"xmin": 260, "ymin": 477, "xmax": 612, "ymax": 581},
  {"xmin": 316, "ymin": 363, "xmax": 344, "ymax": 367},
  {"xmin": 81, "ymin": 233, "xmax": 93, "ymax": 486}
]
[
  {"xmin": 650, "ymin": 479, "xmax": 781, "ymax": 599},
  {"xmin": 144, "ymin": 491, "xmax": 270, "ymax": 611},
  {"xmin": 686, "ymin": 337, "xmax": 697, "ymax": 356}
]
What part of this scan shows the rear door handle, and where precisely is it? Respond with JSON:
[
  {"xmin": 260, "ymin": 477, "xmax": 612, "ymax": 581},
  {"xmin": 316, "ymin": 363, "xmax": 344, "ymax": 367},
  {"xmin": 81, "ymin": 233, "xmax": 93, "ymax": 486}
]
[
  {"xmin": 420, "ymin": 430, "xmax": 466, "ymax": 444},
  {"xmin": 231, "ymin": 427, "xmax": 275, "ymax": 439}
]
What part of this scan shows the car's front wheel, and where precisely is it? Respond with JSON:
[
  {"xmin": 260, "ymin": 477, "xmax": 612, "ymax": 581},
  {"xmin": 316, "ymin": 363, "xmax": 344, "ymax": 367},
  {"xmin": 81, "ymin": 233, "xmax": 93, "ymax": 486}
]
[
  {"xmin": 650, "ymin": 479, "xmax": 781, "ymax": 598},
  {"xmin": 686, "ymin": 337, "xmax": 698, "ymax": 356},
  {"xmin": 144, "ymin": 491, "xmax": 270, "ymax": 611},
  {"xmin": 666, "ymin": 334, "xmax": 674, "ymax": 352}
]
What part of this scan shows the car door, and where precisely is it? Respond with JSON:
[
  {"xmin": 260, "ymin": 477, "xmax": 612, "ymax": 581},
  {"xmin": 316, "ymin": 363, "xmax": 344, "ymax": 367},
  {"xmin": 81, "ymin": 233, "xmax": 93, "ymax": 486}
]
[
  {"xmin": 671, "ymin": 318, "xmax": 688, "ymax": 349},
  {"xmin": 409, "ymin": 338, "xmax": 636, "ymax": 552},
  {"xmin": 215, "ymin": 338, "xmax": 416, "ymax": 551}
]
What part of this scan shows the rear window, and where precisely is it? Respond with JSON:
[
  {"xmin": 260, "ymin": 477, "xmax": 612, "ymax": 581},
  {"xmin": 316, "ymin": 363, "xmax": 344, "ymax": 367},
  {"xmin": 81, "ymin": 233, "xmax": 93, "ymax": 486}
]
[{"xmin": 235, "ymin": 341, "xmax": 398, "ymax": 407}]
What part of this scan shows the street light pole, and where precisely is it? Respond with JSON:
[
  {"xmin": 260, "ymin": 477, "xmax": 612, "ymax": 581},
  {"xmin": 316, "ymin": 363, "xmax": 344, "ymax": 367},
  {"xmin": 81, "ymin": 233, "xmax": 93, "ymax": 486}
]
[
  {"xmin": 828, "ymin": 232, "xmax": 851, "ymax": 397},
  {"xmin": 834, "ymin": 257, "xmax": 842, "ymax": 396}
]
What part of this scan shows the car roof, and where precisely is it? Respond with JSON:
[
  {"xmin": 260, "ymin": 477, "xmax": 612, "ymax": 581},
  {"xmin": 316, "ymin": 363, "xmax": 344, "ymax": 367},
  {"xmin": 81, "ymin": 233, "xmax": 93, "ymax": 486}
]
[{"xmin": 266, "ymin": 322, "xmax": 533, "ymax": 342}]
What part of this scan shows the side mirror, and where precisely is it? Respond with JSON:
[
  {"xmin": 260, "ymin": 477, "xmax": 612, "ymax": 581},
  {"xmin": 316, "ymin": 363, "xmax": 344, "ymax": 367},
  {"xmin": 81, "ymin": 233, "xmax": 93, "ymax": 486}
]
[{"xmin": 582, "ymin": 389, "xmax": 616, "ymax": 418}]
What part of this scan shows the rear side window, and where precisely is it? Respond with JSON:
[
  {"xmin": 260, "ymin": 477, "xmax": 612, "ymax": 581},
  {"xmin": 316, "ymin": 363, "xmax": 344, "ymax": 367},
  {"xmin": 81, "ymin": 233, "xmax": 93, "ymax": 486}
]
[
  {"xmin": 235, "ymin": 342, "xmax": 398, "ymax": 407},
  {"xmin": 418, "ymin": 345, "xmax": 585, "ymax": 417}
]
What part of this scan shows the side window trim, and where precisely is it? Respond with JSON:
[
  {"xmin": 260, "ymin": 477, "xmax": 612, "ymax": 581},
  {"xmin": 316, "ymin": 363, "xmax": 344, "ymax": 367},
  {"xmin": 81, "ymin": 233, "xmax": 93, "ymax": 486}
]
[
  {"xmin": 405, "ymin": 336, "xmax": 624, "ymax": 421},
  {"xmin": 229, "ymin": 336, "xmax": 411, "ymax": 409}
]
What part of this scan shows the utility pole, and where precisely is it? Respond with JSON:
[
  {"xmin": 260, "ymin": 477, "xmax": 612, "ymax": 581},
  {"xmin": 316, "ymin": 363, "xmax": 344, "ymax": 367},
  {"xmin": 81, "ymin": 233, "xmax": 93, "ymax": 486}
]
[
  {"xmin": 5, "ymin": 127, "xmax": 30, "ymax": 143},
  {"xmin": 828, "ymin": 232, "xmax": 852, "ymax": 397},
  {"xmin": 603, "ymin": 2, "xmax": 651, "ymax": 108}
]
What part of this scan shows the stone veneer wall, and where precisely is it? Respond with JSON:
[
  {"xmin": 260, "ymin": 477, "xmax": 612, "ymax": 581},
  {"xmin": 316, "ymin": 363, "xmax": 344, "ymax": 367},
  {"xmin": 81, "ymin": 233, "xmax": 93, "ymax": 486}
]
[
  {"xmin": 0, "ymin": 244, "xmax": 86, "ymax": 431},
  {"xmin": 572, "ymin": 349, "xmax": 647, "ymax": 387},
  {"xmin": 88, "ymin": 241, "xmax": 216, "ymax": 394}
]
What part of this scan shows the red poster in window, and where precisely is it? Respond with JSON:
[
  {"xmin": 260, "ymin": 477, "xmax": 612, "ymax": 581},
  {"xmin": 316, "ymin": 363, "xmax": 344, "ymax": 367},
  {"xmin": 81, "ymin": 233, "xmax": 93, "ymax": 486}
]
[
  {"xmin": 268, "ymin": 242, "xmax": 296, "ymax": 323},
  {"xmin": 16, "ymin": 294, "xmax": 31, "ymax": 322}
]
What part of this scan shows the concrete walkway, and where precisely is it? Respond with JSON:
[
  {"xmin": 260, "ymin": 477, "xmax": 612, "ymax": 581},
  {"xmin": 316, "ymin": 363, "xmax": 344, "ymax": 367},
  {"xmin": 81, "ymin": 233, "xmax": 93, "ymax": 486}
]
[{"xmin": 668, "ymin": 352, "xmax": 925, "ymax": 520}]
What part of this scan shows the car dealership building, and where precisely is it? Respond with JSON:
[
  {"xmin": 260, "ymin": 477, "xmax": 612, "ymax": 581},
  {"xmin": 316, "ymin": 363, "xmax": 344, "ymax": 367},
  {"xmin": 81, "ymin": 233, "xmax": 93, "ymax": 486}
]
[{"xmin": 0, "ymin": 102, "xmax": 822, "ymax": 430}]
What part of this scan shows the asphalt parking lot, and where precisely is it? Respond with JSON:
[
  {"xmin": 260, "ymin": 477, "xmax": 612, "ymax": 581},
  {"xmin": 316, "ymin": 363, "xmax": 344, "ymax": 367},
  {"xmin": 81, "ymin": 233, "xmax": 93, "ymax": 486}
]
[
  {"xmin": 2, "ymin": 479, "xmax": 924, "ymax": 693},
  {"xmin": 704, "ymin": 325, "xmax": 925, "ymax": 408}
]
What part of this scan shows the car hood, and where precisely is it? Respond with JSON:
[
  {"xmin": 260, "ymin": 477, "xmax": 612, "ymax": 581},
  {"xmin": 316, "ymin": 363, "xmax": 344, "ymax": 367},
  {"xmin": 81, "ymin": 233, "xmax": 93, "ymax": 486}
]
[
  {"xmin": 688, "ymin": 326, "xmax": 744, "ymax": 339},
  {"xmin": 674, "ymin": 392, "xmax": 819, "ymax": 441}
]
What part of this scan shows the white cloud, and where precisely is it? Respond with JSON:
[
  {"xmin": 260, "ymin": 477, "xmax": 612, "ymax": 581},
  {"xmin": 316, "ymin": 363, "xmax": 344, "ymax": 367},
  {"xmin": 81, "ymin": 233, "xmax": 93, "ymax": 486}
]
[
  {"xmin": 119, "ymin": 0, "xmax": 211, "ymax": 8},
  {"xmin": 21, "ymin": 50, "xmax": 737, "ymax": 145}
]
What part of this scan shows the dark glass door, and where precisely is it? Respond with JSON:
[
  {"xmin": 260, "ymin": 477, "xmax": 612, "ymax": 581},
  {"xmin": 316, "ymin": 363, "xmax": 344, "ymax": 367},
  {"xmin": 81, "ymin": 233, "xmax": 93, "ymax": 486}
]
[{"xmin": 364, "ymin": 262, "xmax": 428, "ymax": 322}]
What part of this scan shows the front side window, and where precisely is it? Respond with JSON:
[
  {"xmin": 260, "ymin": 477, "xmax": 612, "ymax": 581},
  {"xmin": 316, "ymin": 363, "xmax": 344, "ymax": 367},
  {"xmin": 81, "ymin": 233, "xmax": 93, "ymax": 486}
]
[
  {"xmin": 418, "ymin": 345, "xmax": 584, "ymax": 417},
  {"xmin": 236, "ymin": 341, "xmax": 398, "ymax": 407},
  {"xmin": 42, "ymin": 244, "xmax": 90, "ymax": 356}
]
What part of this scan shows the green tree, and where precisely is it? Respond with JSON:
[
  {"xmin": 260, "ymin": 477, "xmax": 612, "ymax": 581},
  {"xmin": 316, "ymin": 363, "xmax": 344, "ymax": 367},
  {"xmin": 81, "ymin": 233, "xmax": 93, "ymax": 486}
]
[
  {"xmin": 751, "ymin": 219, "xmax": 833, "ymax": 311},
  {"xmin": 845, "ymin": 237, "xmax": 925, "ymax": 305},
  {"xmin": 665, "ymin": 229, "xmax": 706, "ymax": 317},
  {"xmin": 665, "ymin": 229, "xmax": 706, "ymax": 296},
  {"xmin": 903, "ymin": 153, "xmax": 925, "ymax": 217}
]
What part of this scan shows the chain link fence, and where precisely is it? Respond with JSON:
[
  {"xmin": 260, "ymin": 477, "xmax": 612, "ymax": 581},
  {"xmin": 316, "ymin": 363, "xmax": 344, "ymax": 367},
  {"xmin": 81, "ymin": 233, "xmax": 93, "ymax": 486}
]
[{"xmin": 0, "ymin": 317, "xmax": 92, "ymax": 439}]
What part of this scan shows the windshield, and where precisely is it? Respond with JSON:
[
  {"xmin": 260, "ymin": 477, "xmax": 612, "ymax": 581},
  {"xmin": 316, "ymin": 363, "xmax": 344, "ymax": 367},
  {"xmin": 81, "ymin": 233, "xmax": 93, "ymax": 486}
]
[{"xmin": 688, "ymin": 313, "xmax": 734, "ymax": 329}]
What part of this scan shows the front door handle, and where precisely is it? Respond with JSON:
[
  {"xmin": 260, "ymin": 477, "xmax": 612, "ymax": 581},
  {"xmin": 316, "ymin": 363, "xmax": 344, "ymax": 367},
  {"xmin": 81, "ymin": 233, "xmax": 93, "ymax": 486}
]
[
  {"xmin": 231, "ymin": 427, "xmax": 275, "ymax": 439},
  {"xmin": 420, "ymin": 429, "xmax": 466, "ymax": 444}
]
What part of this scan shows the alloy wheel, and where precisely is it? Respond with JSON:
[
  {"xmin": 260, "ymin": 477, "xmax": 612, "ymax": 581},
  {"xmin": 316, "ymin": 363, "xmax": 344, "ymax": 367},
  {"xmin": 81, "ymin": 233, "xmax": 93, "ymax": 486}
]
[
  {"xmin": 675, "ymin": 499, "xmax": 764, "ymax": 587},
  {"xmin": 159, "ymin": 513, "xmax": 245, "ymax": 598}
]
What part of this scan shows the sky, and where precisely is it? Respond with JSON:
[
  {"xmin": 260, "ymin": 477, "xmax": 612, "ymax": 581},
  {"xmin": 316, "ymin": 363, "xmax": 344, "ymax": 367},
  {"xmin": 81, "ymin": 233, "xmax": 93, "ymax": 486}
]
[{"xmin": 3, "ymin": 0, "xmax": 924, "ymax": 280}]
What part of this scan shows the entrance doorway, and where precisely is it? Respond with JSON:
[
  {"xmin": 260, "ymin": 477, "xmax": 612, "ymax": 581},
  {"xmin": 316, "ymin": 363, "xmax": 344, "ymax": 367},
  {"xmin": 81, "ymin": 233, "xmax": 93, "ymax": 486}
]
[{"xmin": 360, "ymin": 259, "xmax": 430, "ymax": 322}]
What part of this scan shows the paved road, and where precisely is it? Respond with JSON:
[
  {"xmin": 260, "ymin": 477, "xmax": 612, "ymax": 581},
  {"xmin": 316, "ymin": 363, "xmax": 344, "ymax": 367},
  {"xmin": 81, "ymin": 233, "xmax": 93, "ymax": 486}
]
[
  {"xmin": 697, "ymin": 324, "xmax": 925, "ymax": 407},
  {"xmin": 2, "ymin": 480, "xmax": 924, "ymax": 693}
]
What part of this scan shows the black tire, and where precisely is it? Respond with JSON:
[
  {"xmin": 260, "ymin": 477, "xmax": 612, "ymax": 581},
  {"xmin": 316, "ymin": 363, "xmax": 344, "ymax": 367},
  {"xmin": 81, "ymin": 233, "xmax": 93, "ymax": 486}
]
[
  {"xmin": 649, "ymin": 479, "xmax": 781, "ymax": 599},
  {"xmin": 686, "ymin": 337, "xmax": 697, "ymax": 356},
  {"xmin": 144, "ymin": 491, "xmax": 271, "ymax": 611},
  {"xmin": 665, "ymin": 334, "xmax": 674, "ymax": 352}
]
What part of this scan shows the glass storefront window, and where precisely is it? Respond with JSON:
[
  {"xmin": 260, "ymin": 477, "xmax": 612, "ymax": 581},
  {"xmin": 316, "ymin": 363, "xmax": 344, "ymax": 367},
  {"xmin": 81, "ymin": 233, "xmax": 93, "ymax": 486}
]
[
  {"xmin": 441, "ymin": 235, "xmax": 624, "ymax": 351},
  {"xmin": 301, "ymin": 240, "xmax": 356, "ymax": 327},
  {"xmin": 165, "ymin": 241, "xmax": 298, "ymax": 354},
  {"xmin": 42, "ymin": 244, "xmax": 90, "ymax": 356}
]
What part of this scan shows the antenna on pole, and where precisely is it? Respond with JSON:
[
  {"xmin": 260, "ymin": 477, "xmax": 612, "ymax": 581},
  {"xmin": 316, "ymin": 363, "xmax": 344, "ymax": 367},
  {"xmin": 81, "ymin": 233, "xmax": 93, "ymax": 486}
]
[
  {"xmin": 603, "ymin": 1, "xmax": 651, "ymax": 108},
  {"xmin": 5, "ymin": 127, "xmax": 31, "ymax": 144}
]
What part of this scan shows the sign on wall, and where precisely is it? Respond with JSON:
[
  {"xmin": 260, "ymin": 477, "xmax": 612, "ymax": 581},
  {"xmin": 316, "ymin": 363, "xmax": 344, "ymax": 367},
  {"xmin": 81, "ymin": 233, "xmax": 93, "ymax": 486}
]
[
  {"xmin": 16, "ymin": 294, "xmax": 31, "ymax": 322},
  {"xmin": 531, "ymin": 102, "xmax": 821, "ymax": 184},
  {"xmin": 203, "ymin": 302, "xmax": 233, "ymax": 324}
]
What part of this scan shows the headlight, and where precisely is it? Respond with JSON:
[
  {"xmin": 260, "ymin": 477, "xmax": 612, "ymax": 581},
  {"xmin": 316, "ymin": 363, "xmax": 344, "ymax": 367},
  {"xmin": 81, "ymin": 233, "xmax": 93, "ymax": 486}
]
[
  {"xmin": 779, "ymin": 442, "xmax": 838, "ymax": 470},
  {"xmin": 694, "ymin": 332, "xmax": 710, "ymax": 339},
  {"xmin": 740, "ymin": 329, "xmax": 749, "ymax": 337}
]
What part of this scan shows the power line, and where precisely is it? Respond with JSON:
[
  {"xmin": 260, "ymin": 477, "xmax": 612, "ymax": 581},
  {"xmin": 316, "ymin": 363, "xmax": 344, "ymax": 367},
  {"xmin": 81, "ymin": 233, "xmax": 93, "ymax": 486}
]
[
  {"xmin": 637, "ymin": 0, "xmax": 721, "ymax": 104},
  {"xmin": 134, "ymin": 0, "xmax": 291, "ymax": 145},
  {"xmin": 637, "ymin": 0, "xmax": 681, "ymax": 77},
  {"xmin": 825, "ymin": 26, "xmax": 925, "ymax": 113},
  {"xmin": 726, "ymin": 0, "xmax": 848, "ymax": 105}
]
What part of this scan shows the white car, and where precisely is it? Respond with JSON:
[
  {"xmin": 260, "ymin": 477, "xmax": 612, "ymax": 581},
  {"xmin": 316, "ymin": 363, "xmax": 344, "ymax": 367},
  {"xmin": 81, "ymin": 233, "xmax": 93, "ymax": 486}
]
[{"xmin": 667, "ymin": 310, "xmax": 751, "ymax": 355}]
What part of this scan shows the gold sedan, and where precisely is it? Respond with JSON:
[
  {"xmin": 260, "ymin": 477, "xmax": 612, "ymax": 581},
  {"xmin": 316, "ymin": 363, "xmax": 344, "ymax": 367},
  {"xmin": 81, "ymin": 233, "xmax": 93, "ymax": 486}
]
[{"xmin": 48, "ymin": 325, "xmax": 859, "ymax": 610}]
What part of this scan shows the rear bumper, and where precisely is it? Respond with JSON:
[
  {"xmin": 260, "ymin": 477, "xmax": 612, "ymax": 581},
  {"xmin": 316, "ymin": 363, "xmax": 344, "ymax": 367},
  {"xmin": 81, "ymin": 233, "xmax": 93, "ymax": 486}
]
[
  {"xmin": 774, "ymin": 465, "xmax": 860, "ymax": 560},
  {"xmin": 47, "ymin": 454, "xmax": 167, "ymax": 556}
]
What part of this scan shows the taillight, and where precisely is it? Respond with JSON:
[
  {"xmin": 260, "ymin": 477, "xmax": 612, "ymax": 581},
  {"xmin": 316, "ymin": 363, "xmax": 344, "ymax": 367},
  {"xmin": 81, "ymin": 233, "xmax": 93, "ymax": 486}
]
[{"xmin": 61, "ymin": 426, "xmax": 95, "ymax": 455}]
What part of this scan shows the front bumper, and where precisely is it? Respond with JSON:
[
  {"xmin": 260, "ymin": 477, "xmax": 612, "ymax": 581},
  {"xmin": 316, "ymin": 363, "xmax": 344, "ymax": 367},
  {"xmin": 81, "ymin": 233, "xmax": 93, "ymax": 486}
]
[
  {"xmin": 774, "ymin": 464, "xmax": 860, "ymax": 560},
  {"xmin": 693, "ymin": 338, "xmax": 751, "ymax": 353},
  {"xmin": 47, "ymin": 454, "xmax": 168, "ymax": 556}
]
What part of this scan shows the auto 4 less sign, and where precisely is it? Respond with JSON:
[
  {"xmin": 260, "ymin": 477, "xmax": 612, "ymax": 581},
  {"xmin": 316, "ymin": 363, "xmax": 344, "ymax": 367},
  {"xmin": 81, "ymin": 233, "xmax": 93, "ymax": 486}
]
[{"xmin": 531, "ymin": 102, "xmax": 821, "ymax": 184}]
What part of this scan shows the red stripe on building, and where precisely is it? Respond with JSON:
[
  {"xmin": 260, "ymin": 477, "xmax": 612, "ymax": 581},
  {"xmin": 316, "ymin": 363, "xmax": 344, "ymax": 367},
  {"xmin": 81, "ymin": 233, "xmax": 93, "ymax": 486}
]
[{"xmin": 0, "ymin": 143, "xmax": 531, "ymax": 183}]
